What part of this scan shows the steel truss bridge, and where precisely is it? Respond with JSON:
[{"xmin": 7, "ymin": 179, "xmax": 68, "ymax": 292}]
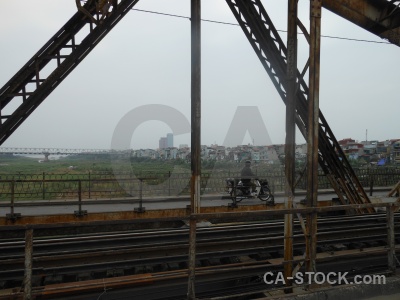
[
  {"xmin": 0, "ymin": 0, "xmax": 398, "ymax": 211},
  {"xmin": 0, "ymin": 147, "xmax": 113, "ymax": 156},
  {"xmin": 0, "ymin": 0, "xmax": 399, "ymax": 299}
]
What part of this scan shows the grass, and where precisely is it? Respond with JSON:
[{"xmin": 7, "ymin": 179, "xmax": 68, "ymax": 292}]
[
  {"xmin": 0, "ymin": 155, "xmax": 190, "ymax": 201},
  {"xmin": 0, "ymin": 154, "xmax": 119, "ymax": 175},
  {"xmin": 0, "ymin": 155, "xmax": 398, "ymax": 202}
]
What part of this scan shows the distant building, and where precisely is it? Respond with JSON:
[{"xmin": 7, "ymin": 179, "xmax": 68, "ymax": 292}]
[
  {"xmin": 167, "ymin": 133, "xmax": 173, "ymax": 148},
  {"xmin": 159, "ymin": 137, "xmax": 167, "ymax": 149},
  {"xmin": 338, "ymin": 138, "xmax": 355, "ymax": 146},
  {"xmin": 376, "ymin": 140, "xmax": 390, "ymax": 156},
  {"xmin": 131, "ymin": 138, "xmax": 400, "ymax": 163},
  {"xmin": 391, "ymin": 140, "xmax": 400, "ymax": 164}
]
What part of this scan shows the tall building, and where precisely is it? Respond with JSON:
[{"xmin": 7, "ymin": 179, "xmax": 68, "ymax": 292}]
[
  {"xmin": 167, "ymin": 133, "xmax": 173, "ymax": 148},
  {"xmin": 159, "ymin": 137, "xmax": 167, "ymax": 149}
]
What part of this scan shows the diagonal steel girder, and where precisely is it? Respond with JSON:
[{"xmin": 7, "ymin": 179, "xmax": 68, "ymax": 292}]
[
  {"xmin": 225, "ymin": 0, "xmax": 374, "ymax": 213},
  {"xmin": 0, "ymin": 0, "xmax": 140, "ymax": 145},
  {"xmin": 323, "ymin": 0, "xmax": 400, "ymax": 46}
]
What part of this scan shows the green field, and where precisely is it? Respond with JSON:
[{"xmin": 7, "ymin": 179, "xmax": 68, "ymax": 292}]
[
  {"xmin": 0, "ymin": 155, "xmax": 399, "ymax": 202},
  {"xmin": 0, "ymin": 154, "xmax": 282, "ymax": 176},
  {"xmin": 0, "ymin": 154, "xmax": 183, "ymax": 175},
  {"xmin": 0, "ymin": 155, "xmax": 284, "ymax": 201}
]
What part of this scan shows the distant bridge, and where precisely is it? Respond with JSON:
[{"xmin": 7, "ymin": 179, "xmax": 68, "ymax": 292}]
[{"xmin": 0, "ymin": 147, "xmax": 127, "ymax": 159}]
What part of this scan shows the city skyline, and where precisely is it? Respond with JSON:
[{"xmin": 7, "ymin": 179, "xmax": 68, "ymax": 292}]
[
  {"xmin": 159, "ymin": 133, "xmax": 174, "ymax": 149},
  {"xmin": 2, "ymin": 135, "xmax": 398, "ymax": 152}
]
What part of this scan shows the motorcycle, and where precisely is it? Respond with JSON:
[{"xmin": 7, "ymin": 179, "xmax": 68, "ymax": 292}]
[{"xmin": 225, "ymin": 178, "xmax": 275, "ymax": 205}]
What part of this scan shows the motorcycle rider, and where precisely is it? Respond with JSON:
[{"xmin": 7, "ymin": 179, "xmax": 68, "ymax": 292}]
[{"xmin": 241, "ymin": 160, "xmax": 256, "ymax": 195}]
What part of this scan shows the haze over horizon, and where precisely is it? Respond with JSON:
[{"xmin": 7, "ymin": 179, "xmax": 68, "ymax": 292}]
[
  {"xmin": 0, "ymin": 0, "xmax": 398, "ymax": 150},
  {"xmin": 1, "ymin": 133, "xmax": 397, "ymax": 151}
]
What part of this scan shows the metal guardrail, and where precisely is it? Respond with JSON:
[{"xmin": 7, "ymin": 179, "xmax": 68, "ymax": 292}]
[
  {"xmin": 0, "ymin": 169, "xmax": 399, "ymax": 202},
  {"xmin": 2, "ymin": 177, "xmax": 161, "ymax": 220},
  {"xmin": 0, "ymin": 172, "xmax": 191, "ymax": 201}
]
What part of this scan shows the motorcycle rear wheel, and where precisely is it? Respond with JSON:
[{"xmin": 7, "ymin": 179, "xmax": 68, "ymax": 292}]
[{"xmin": 258, "ymin": 185, "xmax": 273, "ymax": 202}]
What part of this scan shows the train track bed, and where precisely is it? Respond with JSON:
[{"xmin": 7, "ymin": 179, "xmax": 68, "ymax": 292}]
[{"xmin": 0, "ymin": 213, "xmax": 399, "ymax": 299}]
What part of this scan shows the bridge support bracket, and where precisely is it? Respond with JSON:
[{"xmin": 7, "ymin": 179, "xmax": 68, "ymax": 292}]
[
  {"xmin": 228, "ymin": 202, "xmax": 238, "ymax": 208},
  {"xmin": 134, "ymin": 207, "xmax": 146, "ymax": 213},
  {"xmin": 6, "ymin": 213, "xmax": 21, "ymax": 222},
  {"xmin": 74, "ymin": 210, "xmax": 88, "ymax": 217}
]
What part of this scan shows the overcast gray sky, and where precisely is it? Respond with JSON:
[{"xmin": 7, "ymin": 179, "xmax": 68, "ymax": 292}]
[{"xmin": 0, "ymin": 0, "xmax": 398, "ymax": 150}]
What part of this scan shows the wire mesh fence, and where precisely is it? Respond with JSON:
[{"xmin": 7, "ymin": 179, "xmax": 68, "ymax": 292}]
[{"xmin": 0, "ymin": 167, "xmax": 399, "ymax": 202}]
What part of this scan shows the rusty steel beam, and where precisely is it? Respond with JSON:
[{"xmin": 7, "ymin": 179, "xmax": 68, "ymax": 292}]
[
  {"xmin": 188, "ymin": 0, "xmax": 201, "ymax": 298},
  {"xmin": 192, "ymin": 202, "xmax": 396, "ymax": 221},
  {"xmin": 4, "ymin": 246, "xmax": 394, "ymax": 299},
  {"xmin": 323, "ymin": 0, "xmax": 400, "ymax": 46},
  {"xmin": 23, "ymin": 228, "xmax": 33, "ymax": 300},
  {"xmin": 224, "ymin": 0, "xmax": 374, "ymax": 214},
  {"xmin": 38, "ymin": 273, "xmax": 156, "ymax": 298},
  {"xmin": 388, "ymin": 180, "xmax": 400, "ymax": 197},
  {"xmin": 0, "ymin": 0, "xmax": 141, "ymax": 145},
  {"xmin": 306, "ymin": 0, "xmax": 322, "ymax": 274},
  {"xmin": 284, "ymin": 0, "xmax": 298, "ymax": 289},
  {"xmin": 387, "ymin": 204, "xmax": 396, "ymax": 273},
  {"xmin": 2, "ymin": 202, "xmax": 335, "ymax": 228},
  {"xmin": 190, "ymin": 0, "xmax": 202, "ymax": 217},
  {"xmin": 0, "ymin": 202, "xmax": 394, "ymax": 240}
]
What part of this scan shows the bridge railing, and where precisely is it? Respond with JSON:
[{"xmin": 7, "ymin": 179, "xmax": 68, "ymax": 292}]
[{"xmin": 0, "ymin": 168, "xmax": 399, "ymax": 202}]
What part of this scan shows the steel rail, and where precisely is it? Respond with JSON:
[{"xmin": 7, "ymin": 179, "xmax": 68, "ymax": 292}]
[
  {"xmin": 0, "ymin": 222, "xmax": 391, "ymax": 263},
  {"xmin": 0, "ymin": 203, "xmax": 397, "ymax": 295},
  {"xmin": 0, "ymin": 219, "xmax": 397, "ymax": 283},
  {"xmin": 0, "ymin": 226, "xmax": 392, "ymax": 267},
  {"xmin": 0, "ymin": 246, "xmax": 396, "ymax": 299},
  {"xmin": 0, "ymin": 213, "xmax": 395, "ymax": 257}
]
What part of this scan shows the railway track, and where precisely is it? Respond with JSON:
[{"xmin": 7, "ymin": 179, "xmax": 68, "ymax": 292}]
[{"xmin": 0, "ymin": 213, "xmax": 398, "ymax": 299}]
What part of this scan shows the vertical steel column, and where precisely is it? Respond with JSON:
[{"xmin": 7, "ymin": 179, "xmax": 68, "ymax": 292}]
[
  {"xmin": 42, "ymin": 172, "xmax": 46, "ymax": 200},
  {"xmin": 75, "ymin": 179, "xmax": 87, "ymax": 216},
  {"xmin": 387, "ymin": 204, "xmax": 396, "ymax": 274},
  {"xmin": 78, "ymin": 179, "xmax": 82, "ymax": 212},
  {"xmin": 134, "ymin": 178, "xmax": 146, "ymax": 213},
  {"xmin": 88, "ymin": 171, "xmax": 91, "ymax": 199},
  {"xmin": 23, "ymin": 228, "xmax": 33, "ymax": 300},
  {"xmin": 10, "ymin": 180, "xmax": 15, "ymax": 216},
  {"xmin": 306, "ymin": 0, "xmax": 322, "ymax": 274},
  {"xmin": 284, "ymin": 0, "xmax": 298, "ymax": 290},
  {"xmin": 7, "ymin": 180, "xmax": 21, "ymax": 221},
  {"xmin": 188, "ymin": 0, "xmax": 201, "ymax": 299}
]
